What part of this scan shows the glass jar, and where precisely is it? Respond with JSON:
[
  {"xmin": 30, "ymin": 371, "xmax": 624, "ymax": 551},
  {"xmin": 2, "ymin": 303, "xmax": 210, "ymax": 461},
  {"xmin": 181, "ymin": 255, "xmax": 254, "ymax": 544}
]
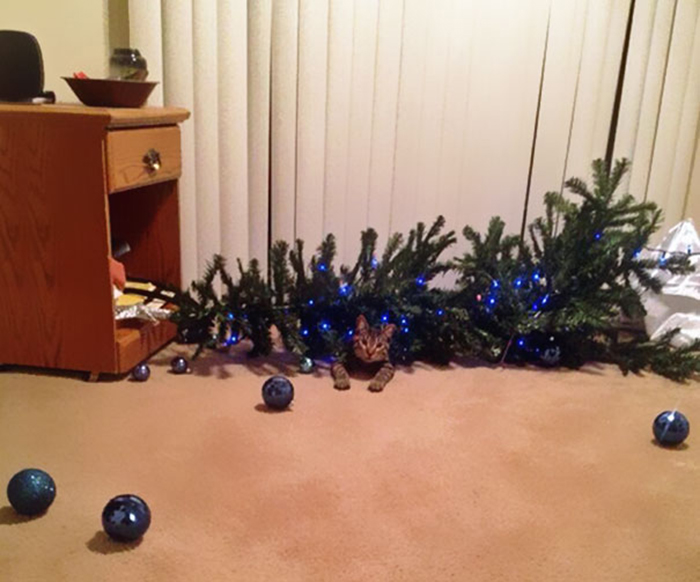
[{"xmin": 109, "ymin": 48, "xmax": 148, "ymax": 81}]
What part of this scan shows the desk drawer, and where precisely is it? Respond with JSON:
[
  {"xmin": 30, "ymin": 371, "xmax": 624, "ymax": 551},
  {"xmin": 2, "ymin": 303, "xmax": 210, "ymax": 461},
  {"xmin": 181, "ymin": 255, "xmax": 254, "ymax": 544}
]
[{"xmin": 106, "ymin": 126, "xmax": 181, "ymax": 193}]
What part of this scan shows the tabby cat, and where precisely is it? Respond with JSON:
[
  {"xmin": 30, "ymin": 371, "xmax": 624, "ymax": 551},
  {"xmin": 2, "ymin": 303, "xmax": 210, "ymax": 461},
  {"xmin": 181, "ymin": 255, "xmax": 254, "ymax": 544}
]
[{"xmin": 331, "ymin": 315, "xmax": 397, "ymax": 392}]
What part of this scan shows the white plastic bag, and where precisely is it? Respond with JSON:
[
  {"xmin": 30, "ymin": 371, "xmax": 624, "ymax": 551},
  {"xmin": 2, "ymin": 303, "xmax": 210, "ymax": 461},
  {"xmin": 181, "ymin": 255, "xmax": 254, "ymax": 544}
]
[{"xmin": 641, "ymin": 220, "xmax": 700, "ymax": 347}]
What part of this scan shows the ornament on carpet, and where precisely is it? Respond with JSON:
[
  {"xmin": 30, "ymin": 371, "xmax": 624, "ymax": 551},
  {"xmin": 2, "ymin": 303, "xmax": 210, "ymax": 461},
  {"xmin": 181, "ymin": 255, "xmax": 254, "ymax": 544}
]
[
  {"xmin": 653, "ymin": 410, "xmax": 690, "ymax": 447},
  {"xmin": 131, "ymin": 362, "xmax": 151, "ymax": 382},
  {"xmin": 170, "ymin": 356, "xmax": 189, "ymax": 375},
  {"xmin": 298, "ymin": 356, "xmax": 314, "ymax": 374},
  {"xmin": 262, "ymin": 375, "xmax": 294, "ymax": 410},
  {"xmin": 102, "ymin": 494, "xmax": 152, "ymax": 542},
  {"xmin": 6, "ymin": 468, "xmax": 56, "ymax": 516}
]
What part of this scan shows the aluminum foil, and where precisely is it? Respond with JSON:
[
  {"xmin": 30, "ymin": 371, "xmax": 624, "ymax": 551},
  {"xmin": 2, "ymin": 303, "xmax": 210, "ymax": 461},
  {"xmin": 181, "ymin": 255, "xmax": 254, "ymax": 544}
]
[{"xmin": 115, "ymin": 304, "xmax": 173, "ymax": 322}]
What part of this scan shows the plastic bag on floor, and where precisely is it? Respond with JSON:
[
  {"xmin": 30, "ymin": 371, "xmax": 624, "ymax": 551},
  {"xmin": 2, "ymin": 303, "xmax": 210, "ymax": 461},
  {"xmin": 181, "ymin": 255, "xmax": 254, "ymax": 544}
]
[{"xmin": 641, "ymin": 220, "xmax": 700, "ymax": 347}]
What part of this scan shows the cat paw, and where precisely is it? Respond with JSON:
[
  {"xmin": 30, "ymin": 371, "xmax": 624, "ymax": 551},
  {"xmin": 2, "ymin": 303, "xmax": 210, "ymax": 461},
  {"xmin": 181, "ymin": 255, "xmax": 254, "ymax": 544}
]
[
  {"xmin": 334, "ymin": 378, "xmax": 351, "ymax": 390},
  {"xmin": 368, "ymin": 381, "xmax": 385, "ymax": 393}
]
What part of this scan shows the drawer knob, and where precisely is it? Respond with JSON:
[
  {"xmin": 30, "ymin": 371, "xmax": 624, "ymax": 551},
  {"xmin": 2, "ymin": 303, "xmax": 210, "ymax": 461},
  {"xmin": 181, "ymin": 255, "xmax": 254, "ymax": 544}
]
[{"xmin": 143, "ymin": 148, "xmax": 161, "ymax": 172}]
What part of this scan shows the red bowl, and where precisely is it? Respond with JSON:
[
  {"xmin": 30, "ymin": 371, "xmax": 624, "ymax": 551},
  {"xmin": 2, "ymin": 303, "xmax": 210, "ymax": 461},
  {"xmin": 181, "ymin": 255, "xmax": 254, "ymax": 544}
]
[{"xmin": 62, "ymin": 77, "xmax": 158, "ymax": 108}]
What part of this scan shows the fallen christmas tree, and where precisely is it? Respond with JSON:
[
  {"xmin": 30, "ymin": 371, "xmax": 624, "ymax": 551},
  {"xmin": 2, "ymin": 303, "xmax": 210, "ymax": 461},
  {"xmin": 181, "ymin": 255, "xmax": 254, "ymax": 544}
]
[{"xmin": 169, "ymin": 159, "xmax": 700, "ymax": 381}]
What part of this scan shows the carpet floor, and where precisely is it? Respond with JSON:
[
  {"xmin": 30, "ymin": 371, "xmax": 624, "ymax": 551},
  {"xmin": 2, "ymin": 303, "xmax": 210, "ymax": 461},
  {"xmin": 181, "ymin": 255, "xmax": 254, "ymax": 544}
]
[{"xmin": 0, "ymin": 344, "xmax": 699, "ymax": 581}]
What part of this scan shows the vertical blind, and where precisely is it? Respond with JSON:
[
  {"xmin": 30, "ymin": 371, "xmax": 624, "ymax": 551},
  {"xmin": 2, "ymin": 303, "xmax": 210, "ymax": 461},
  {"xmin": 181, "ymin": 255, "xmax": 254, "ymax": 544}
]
[{"xmin": 129, "ymin": 0, "xmax": 700, "ymax": 284}]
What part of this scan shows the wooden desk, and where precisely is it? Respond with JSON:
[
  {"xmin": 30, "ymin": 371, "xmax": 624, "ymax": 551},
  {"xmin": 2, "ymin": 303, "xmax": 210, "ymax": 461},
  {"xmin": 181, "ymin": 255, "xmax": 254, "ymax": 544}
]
[{"xmin": 0, "ymin": 104, "xmax": 190, "ymax": 377}]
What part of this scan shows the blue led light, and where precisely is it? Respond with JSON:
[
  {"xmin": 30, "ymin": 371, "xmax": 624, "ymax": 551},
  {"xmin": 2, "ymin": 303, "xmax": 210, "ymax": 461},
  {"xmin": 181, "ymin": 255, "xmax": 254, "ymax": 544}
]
[
  {"xmin": 226, "ymin": 312, "xmax": 234, "ymax": 321},
  {"xmin": 307, "ymin": 299, "xmax": 315, "ymax": 306},
  {"xmin": 491, "ymin": 280, "xmax": 500, "ymax": 289},
  {"xmin": 437, "ymin": 309, "xmax": 444, "ymax": 316},
  {"xmin": 416, "ymin": 276, "xmax": 426, "ymax": 286},
  {"xmin": 633, "ymin": 248, "xmax": 641, "ymax": 258},
  {"xmin": 401, "ymin": 327, "xmax": 409, "ymax": 334},
  {"xmin": 228, "ymin": 334, "xmax": 239, "ymax": 345},
  {"xmin": 532, "ymin": 272, "xmax": 540, "ymax": 282},
  {"xmin": 488, "ymin": 297, "xmax": 496, "ymax": 306},
  {"xmin": 381, "ymin": 313, "xmax": 390, "ymax": 323},
  {"xmin": 517, "ymin": 338, "xmax": 525, "ymax": 348},
  {"xmin": 400, "ymin": 317, "xmax": 408, "ymax": 325},
  {"xmin": 339, "ymin": 284, "xmax": 351, "ymax": 296},
  {"xmin": 301, "ymin": 328, "xmax": 309, "ymax": 337},
  {"xmin": 320, "ymin": 321, "xmax": 331, "ymax": 331},
  {"xmin": 594, "ymin": 231, "xmax": 602, "ymax": 240},
  {"xmin": 346, "ymin": 330, "xmax": 354, "ymax": 338},
  {"xmin": 541, "ymin": 294, "xmax": 549, "ymax": 305},
  {"xmin": 318, "ymin": 262, "xmax": 328, "ymax": 272},
  {"xmin": 371, "ymin": 257, "xmax": 379, "ymax": 269},
  {"xmin": 514, "ymin": 278, "xmax": 523, "ymax": 288}
]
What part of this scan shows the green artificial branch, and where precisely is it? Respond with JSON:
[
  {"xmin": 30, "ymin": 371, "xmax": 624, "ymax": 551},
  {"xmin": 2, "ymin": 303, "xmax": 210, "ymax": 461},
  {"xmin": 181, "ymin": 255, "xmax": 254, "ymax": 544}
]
[{"xmin": 170, "ymin": 159, "xmax": 700, "ymax": 382}]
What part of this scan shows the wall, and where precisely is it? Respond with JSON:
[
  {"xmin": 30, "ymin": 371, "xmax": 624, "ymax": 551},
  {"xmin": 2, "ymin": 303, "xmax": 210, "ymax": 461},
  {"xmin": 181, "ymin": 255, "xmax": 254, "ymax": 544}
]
[{"xmin": 0, "ymin": 0, "xmax": 114, "ymax": 102}]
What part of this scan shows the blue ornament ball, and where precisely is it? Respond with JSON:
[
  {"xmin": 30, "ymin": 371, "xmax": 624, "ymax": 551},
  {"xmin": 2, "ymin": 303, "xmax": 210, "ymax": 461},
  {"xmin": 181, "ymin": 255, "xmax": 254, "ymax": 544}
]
[
  {"xmin": 132, "ymin": 363, "xmax": 151, "ymax": 382},
  {"xmin": 653, "ymin": 411, "xmax": 690, "ymax": 447},
  {"xmin": 170, "ymin": 356, "xmax": 189, "ymax": 375},
  {"xmin": 7, "ymin": 468, "xmax": 56, "ymax": 516},
  {"xmin": 262, "ymin": 375, "xmax": 294, "ymax": 410},
  {"xmin": 102, "ymin": 494, "xmax": 152, "ymax": 542}
]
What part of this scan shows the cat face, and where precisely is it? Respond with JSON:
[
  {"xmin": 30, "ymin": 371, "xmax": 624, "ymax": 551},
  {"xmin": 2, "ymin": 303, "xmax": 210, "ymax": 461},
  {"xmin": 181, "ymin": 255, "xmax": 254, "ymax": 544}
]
[{"xmin": 352, "ymin": 315, "xmax": 396, "ymax": 363}]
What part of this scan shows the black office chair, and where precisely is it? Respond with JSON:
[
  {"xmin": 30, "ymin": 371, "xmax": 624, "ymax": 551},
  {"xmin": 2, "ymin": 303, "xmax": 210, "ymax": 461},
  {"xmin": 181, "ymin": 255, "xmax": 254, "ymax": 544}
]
[{"xmin": 0, "ymin": 30, "xmax": 55, "ymax": 103}]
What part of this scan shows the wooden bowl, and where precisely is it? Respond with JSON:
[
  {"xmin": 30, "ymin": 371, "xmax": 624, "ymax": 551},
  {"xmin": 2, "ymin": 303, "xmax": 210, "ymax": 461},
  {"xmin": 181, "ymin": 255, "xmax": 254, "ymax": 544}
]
[{"xmin": 62, "ymin": 77, "xmax": 158, "ymax": 108}]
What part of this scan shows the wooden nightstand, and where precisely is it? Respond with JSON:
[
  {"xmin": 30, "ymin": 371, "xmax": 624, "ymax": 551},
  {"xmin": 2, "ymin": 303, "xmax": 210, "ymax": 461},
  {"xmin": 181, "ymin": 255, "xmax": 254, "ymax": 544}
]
[{"xmin": 0, "ymin": 104, "xmax": 190, "ymax": 378}]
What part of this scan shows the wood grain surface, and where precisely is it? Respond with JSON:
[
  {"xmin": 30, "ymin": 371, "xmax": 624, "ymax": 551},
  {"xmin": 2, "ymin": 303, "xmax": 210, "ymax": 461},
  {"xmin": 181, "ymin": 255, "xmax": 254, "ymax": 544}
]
[
  {"xmin": 0, "ymin": 112, "xmax": 117, "ymax": 372},
  {"xmin": 106, "ymin": 126, "xmax": 182, "ymax": 193}
]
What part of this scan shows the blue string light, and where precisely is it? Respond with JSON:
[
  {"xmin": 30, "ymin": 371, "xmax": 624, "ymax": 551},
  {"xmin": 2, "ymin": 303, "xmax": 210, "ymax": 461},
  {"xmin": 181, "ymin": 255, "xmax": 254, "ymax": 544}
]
[
  {"xmin": 401, "ymin": 326, "xmax": 410, "ymax": 334},
  {"xmin": 227, "ymin": 334, "xmax": 239, "ymax": 345},
  {"xmin": 318, "ymin": 263, "xmax": 328, "ymax": 272},
  {"xmin": 307, "ymin": 299, "xmax": 315, "ymax": 306},
  {"xmin": 381, "ymin": 313, "xmax": 390, "ymax": 323},
  {"xmin": 339, "ymin": 283, "xmax": 351, "ymax": 296},
  {"xmin": 320, "ymin": 321, "xmax": 331, "ymax": 332},
  {"xmin": 400, "ymin": 317, "xmax": 408, "ymax": 326},
  {"xmin": 487, "ymin": 296, "xmax": 497, "ymax": 307},
  {"xmin": 301, "ymin": 328, "xmax": 309, "ymax": 337},
  {"xmin": 541, "ymin": 294, "xmax": 550, "ymax": 306},
  {"xmin": 437, "ymin": 309, "xmax": 444, "ymax": 316},
  {"xmin": 594, "ymin": 231, "xmax": 602, "ymax": 240},
  {"xmin": 517, "ymin": 338, "xmax": 525, "ymax": 348},
  {"xmin": 371, "ymin": 257, "xmax": 379, "ymax": 269},
  {"xmin": 416, "ymin": 276, "xmax": 426, "ymax": 287},
  {"xmin": 226, "ymin": 312, "xmax": 234, "ymax": 321},
  {"xmin": 532, "ymin": 272, "xmax": 541, "ymax": 282},
  {"xmin": 514, "ymin": 278, "xmax": 523, "ymax": 288},
  {"xmin": 491, "ymin": 280, "xmax": 500, "ymax": 289},
  {"xmin": 346, "ymin": 329, "xmax": 354, "ymax": 338}
]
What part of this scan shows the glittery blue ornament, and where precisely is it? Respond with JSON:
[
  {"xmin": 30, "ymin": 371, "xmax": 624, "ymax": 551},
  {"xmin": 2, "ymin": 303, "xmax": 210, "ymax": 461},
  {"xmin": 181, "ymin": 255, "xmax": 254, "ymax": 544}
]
[
  {"xmin": 7, "ymin": 468, "xmax": 56, "ymax": 516},
  {"xmin": 132, "ymin": 363, "xmax": 150, "ymax": 382},
  {"xmin": 102, "ymin": 494, "xmax": 152, "ymax": 542},
  {"xmin": 170, "ymin": 356, "xmax": 189, "ymax": 375},
  {"xmin": 262, "ymin": 375, "xmax": 294, "ymax": 410},
  {"xmin": 653, "ymin": 411, "xmax": 690, "ymax": 447}
]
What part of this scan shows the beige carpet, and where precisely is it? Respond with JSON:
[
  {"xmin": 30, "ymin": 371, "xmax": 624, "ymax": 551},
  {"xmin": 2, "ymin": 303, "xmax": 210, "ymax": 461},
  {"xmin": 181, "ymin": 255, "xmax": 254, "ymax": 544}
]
[{"xmin": 1, "ymin": 344, "xmax": 699, "ymax": 581}]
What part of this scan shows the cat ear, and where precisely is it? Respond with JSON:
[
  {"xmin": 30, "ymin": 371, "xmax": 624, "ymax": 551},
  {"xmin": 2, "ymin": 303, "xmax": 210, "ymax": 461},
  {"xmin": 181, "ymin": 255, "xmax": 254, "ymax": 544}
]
[
  {"xmin": 382, "ymin": 324, "xmax": 397, "ymax": 339},
  {"xmin": 356, "ymin": 314, "xmax": 369, "ymax": 333}
]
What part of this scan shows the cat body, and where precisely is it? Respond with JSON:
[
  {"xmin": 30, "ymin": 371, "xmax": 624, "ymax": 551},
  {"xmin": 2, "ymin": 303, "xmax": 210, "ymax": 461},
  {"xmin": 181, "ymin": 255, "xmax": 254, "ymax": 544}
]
[{"xmin": 331, "ymin": 315, "xmax": 396, "ymax": 392}]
